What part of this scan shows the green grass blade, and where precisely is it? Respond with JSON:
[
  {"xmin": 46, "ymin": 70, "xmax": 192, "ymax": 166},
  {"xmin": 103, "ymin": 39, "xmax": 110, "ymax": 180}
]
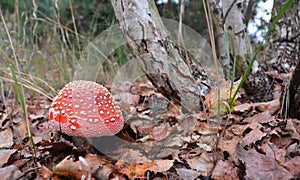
[
  {"xmin": 224, "ymin": 28, "xmax": 231, "ymax": 80},
  {"xmin": 224, "ymin": 28, "xmax": 237, "ymax": 101},
  {"xmin": 9, "ymin": 64, "xmax": 26, "ymax": 114},
  {"xmin": 230, "ymin": 54, "xmax": 237, "ymax": 100},
  {"xmin": 9, "ymin": 64, "xmax": 35, "ymax": 148},
  {"xmin": 50, "ymin": 53, "xmax": 70, "ymax": 82}
]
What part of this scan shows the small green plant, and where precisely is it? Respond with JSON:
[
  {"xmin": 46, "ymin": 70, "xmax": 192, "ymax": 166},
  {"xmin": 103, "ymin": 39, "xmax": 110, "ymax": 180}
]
[{"xmin": 223, "ymin": 28, "xmax": 238, "ymax": 107}]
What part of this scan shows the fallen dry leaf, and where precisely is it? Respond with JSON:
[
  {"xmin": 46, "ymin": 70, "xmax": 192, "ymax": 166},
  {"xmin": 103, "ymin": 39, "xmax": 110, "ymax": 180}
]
[
  {"xmin": 218, "ymin": 135, "xmax": 241, "ymax": 163},
  {"xmin": 0, "ymin": 129, "xmax": 13, "ymax": 148},
  {"xmin": 243, "ymin": 111, "xmax": 275, "ymax": 124},
  {"xmin": 255, "ymin": 99, "xmax": 280, "ymax": 114},
  {"xmin": 240, "ymin": 128, "xmax": 266, "ymax": 147},
  {"xmin": 269, "ymin": 129, "xmax": 292, "ymax": 148},
  {"xmin": 13, "ymin": 119, "xmax": 28, "ymax": 140},
  {"xmin": 282, "ymin": 156, "xmax": 300, "ymax": 177},
  {"xmin": 28, "ymin": 108, "xmax": 47, "ymax": 121},
  {"xmin": 11, "ymin": 158, "xmax": 30, "ymax": 171},
  {"xmin": 286, "ymin": 142, "xmax": 300, "ymax": 157},
  {"xmin": 128, "ymin": 114, "xmax": 154, "ymax": 135},
  {"xmin": 136, "ymin": 81, "xmax": 156, "ymax": 97},
  {"xmin": 95, "ymin": 165, "xmax": 114, "ymax": 180},
  {"xmin": 237, "ymin": 146, "xmax": 293, "ymax": 180},
  {"xmin": 52, "ymin": 155, "xmax": 92, "ymax": 180},
  {"xmin": 115, "ymin": 160, "xmax": 155, "ymax": 179},
  {"xmin": 0, "ymin": 149, "xmax": 17, "ymax": 167},
  {"xmin": 0, "ymin": 165, "xmax": 23, "ymax": 180},
  {"xmin": 149, "ymin": 123, "xmax": 172, "ymax": 141},
  {"xmin": 118, "ymin": 149, "xmax": 150, "ymax": 163},
  {"xmin": 230, "ymin": 122, "xmax": 262, "ymax": 136},
  {"xmin": 285, "ymin": 119, "xmax": 300, "ymax": 140},
  {"xmin": 154, "ymin": 159, "xmax": 174, "ymax": 172},
  {"xmin": 147, "ymin": 93, "xmax": 169, "ymax": 119},
  {"xmin": 211, "ymin": 160, "xmax": 239, "ymax": 180},
  {"xmin": 185, "ymin": 151, "xmax": 215, "ymax": 176},
  {"xmin": 115, "ymin": 159, "xmax": 174, "ymax": 179},
  {"xmin": 233, "ymin": 103, "xmax": 254, "ymax": 113},
  {"xmin": 176, "ymin": 168, "xmax": 199, "ymax": 179},
  {"xmin": 233, "ymin": 99, "xmax": 280, "ymax": 115},
  {"xmin": 37, "ymin": 166, "xmax": 52, "ymax": 180},
  {"xmin": 261, "ymin": 142, "xmax": 286, "ymax": 164},
  {"xmin": 115, "ymin": 149, "xmax": 174, "ymax": 178}
]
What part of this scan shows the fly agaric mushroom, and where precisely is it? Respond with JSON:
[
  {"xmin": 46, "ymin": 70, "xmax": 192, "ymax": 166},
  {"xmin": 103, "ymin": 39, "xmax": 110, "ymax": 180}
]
[{"xmin": 49, "ymin": 80, "xmax": 124, "ymax": 137}]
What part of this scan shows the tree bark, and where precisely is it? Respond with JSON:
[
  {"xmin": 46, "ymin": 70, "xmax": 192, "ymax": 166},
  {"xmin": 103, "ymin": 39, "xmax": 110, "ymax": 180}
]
[
  {"xmin": 209, "ymin": 0, "xmax": 272, "ymax": 101},
  {"xmin": 263, "ymin": 0, "xmax": 299, "ymax": 73},
  {"xmin": 266, "ymin": 0, "xmax": 300, "ymax": 118},
  {"xmin": 111, "ymin": 0, "xmax": 214, "ymax": 112},
  {"xmin": 208, "ymin": 0, "xmax": 231, "ymax": 80}
]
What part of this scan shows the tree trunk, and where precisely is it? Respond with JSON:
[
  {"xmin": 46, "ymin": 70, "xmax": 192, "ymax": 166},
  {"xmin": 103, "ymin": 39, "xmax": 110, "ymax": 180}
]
[
  {"xmin": 263, "ymin": 0, "xmax": 299, "ymax": 73},
  {"xmin": 111, "ymin": 0, "xmax": 214, "ymax": 112},
  {"xmin": 266, "ymin": 0, "xmax": 300, "ymax": 118},
  {"xmin": 208, "ymin": 0, "xmax": 272, "ymax": 101}
]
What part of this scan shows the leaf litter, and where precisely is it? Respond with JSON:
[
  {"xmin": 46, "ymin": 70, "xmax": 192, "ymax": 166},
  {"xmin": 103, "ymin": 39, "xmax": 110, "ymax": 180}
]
[{"xmin": 0, "ymin": 79, "xmax": 299, "ymax": 179}]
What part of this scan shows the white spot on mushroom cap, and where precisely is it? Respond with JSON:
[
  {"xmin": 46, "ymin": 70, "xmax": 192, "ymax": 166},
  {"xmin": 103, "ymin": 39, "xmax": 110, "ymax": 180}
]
[{"xmin": 80, "ymin": 110, "xmax": 87, "ymax": 115}]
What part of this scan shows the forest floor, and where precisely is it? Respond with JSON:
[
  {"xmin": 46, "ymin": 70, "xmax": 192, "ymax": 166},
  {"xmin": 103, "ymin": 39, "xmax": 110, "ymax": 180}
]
[{"xmin": 0, "ymin": 72, "xmax": 300, "ymax": 180}]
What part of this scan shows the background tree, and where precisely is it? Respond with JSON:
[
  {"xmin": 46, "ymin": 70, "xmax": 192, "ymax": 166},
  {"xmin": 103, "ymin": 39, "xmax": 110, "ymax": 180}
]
[
  {"xmin": 262, "ymin": 0, "xmax": 300, "ymax": 117},
  {"xmin": 208, "ymin": 0, "xmax": 272, "ymax": 101},
  {"xmin": 1, "ymin": 0, "xmax": 298, "ymax": 113},
  {"xmin": 111, "ymin": 0, "xmax": 214, "ymax": 112},
  {"xmin": 112, "ymin": 0, "xmax": 300, "ymax": 116}
]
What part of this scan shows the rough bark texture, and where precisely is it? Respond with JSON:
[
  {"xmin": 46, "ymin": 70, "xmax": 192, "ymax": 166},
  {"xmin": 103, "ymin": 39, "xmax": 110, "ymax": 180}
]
[
  {"xmin": 209, "ymin": 0, "xmax": 272, "ymax": 101},
  {"xmin": 289, "ymin": 60, "xmax": 300, "ymax": 118},
  {"xmin": 266, "ymin": 1, "xmax": 300, "ymax": 118},
  {"xmin": 208, "ymin": 0, "xmax": 231, "ymax": 80},
  {"xmin": 263, "ymin": 0, "xmax": 299, "ymax": 73},
  {"xmin": 111, "ymin": 0, "xmax": 214, "ymax": 112}
]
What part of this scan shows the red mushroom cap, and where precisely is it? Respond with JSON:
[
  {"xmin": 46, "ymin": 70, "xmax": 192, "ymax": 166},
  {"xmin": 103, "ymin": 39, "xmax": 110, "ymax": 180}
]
[{"xmin": 49, "ymin": 80, "xmax": 124, "ymax": 137}]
